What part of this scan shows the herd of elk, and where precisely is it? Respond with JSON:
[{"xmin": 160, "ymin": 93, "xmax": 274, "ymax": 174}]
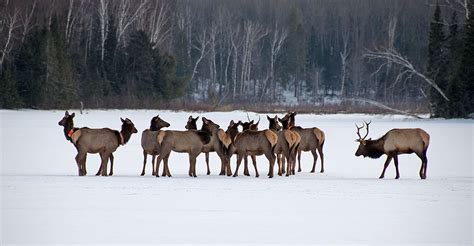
[{"xmin": 59, "ymin": 111, "xmax": 430, "ymax": 179}]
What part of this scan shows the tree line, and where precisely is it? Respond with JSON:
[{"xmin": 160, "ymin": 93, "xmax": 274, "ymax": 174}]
[{"xmin": 0, "ymin": 0, "xmax": 472, "ymax": 117}]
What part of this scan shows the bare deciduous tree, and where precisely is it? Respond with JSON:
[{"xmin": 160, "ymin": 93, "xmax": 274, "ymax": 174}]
[
  {"xmin": 364, "ymin": 47, "xmax": 449, "ymax": 101},
  {"xmin": 269, "ymin": 24, "xmax": 287, "ymax": 98},
  {"xmin": 0, "ymin": 8, "xmax": 19, "ymax": 70}
]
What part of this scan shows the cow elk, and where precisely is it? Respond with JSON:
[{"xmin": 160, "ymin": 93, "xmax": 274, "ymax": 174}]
[
  {"xmin": 354, "ymin": 121, "xmax": 430, "ymax": 179},
  {"xmin": 230, "ymin": 126, "xmax": 278, "ymax": 178},
  {"xmin": 267, "ymin": 115, "xmax": 300, "ymax": 176},
  {"xmin": 58, "ymin": 111, "xmax": 137, "ymax": 176},
  {"xmin": 141, "ymin": 115, "xmax": 170, "ymax": 176},
  {"xmin": 155, "ymin": 125, "xmax": 211, "ymax": 177},
  {"xmin": 280, "ymin": 112, "xmax": 325, "ymax": 174}
]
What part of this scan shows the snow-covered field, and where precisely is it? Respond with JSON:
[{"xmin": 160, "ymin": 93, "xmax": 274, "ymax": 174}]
[{"xmin": 1, "ymin": 110, "xmax": 473, "ymax": 245}]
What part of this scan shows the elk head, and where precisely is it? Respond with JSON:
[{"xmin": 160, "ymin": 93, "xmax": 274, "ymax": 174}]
[
  {"xmin": 226, "ymin": 120, "xmax": 240, "ymax": 141},
  {"xmin": 150, "ymin": 115, "xmax": 170, "ymax": 131},
  {"xmin": 267, "ymin": 115, "xmax": 281, "ymax": 131},
  {"xmin": 202, "ymin": 117, "xmax": 220, "ymax": 133},
  {"xmin": 185, "ymin": 115, "xmax": 199, "ymax": 130},
  {"xmin": 239, "ymin": 120, "xmax": 254, "ymax": 131},
  {"xmin": 121, "ymin": 117, "xmax": 138, "ymax": 134},
  {"xmin": 58, "ymin": 110, "xmax": 75, "ymax": 127},
  {"xmin": 280, "ymin": 112, "xmax": 296, "ymax": 129},
  {"xmin": 354, "ymin": 121, "xmax": 376, "ymax": 157}
]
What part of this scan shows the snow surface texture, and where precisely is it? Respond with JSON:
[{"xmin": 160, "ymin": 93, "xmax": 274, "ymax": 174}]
[{"xmin": 1, "ymin": 110, "xmax": 473, "ymax": 245}]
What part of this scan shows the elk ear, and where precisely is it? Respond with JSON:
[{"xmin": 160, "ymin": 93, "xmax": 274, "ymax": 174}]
[
  {"xmin": 195, "ymin": 116, "xmax": 200, "ymax": 121},
  {"xmin": 230, "ymin": 120, "xmax": 235, "ymax": 125},
  {"xmin": 267, "ymin": 115, "xmax": 271, "ymax": 120},
  {"xmin": 70, "ymin": 112, "xmax": 75, "ymax": 118},
  {"xmin": 188, "ymin": 115, "xmax": 193, "ymax": 120},
  {"xmin": 250, "ymin": 120, "xmax": 254, "ymax": 124},
  {"xmin": 65, "ymin": 111, "xmax": 69, "ymax": 116},
  {"xmin": 121, "ymin": 117, "xmax": 125, "ymax": 123}
]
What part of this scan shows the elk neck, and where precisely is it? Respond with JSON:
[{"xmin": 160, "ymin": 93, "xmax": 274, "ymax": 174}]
[{"xmin": 364, "ymin": 138, "xmax": 385, "ymax": 159}]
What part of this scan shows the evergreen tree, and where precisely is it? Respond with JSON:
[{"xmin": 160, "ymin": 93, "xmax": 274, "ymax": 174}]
[
  {"xmin": 452, "ymin": 3, "xmax": 474, "ymax": 116},
  {"xmin": 41, "ymin": 16, "xmax": 76, "ymax": 108},
  {"xmin": 126, "ymin": 30, "xmax": 155, "ymax": 99},
  {"xmin": 15, "ymin": 28, "xmax": 47, "ymax": 108},
  {"xmin": 0, "ymin": 63, "xmax": 22, "ymax": 108},
  {"xmin": 153, "ymin": 51, "xmax": 189, "ymax": 99},
  {"xmin": 104, "ymin": 15, "xmax": 118, "ymax": 95},
  {"xmin": 281, "ymin": 7, "xmax": 306, "ymax": 97},
  {"xmin": 427, "ymin": 4, "xmax": 448, "ymax": 117}
]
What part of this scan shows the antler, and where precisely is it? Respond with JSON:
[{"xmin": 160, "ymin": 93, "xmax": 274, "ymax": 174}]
[
  {"xmin": 246, "ymin": 112, "xmax": 251, "ymax": 122},
  {"xmin": 355, "ymin": 123, "xmax": 365, "ymax": 140},
  {"xmin": 356, "ymin": 121, "xmax": 371, "ymax": 140}
]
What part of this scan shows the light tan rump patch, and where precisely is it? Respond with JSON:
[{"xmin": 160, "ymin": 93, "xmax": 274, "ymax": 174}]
[
  {"xmin": 313, "ymin": 128, "xmax": 325, "ymax": 144},
  {"xmin": 157, "ymin": 131, "xmax": 166, "ymax": 145},
  {"xmin": 284, "ymin": 130, "xmax": 296, "ymax": 147},
  {"xmin": 71, "ymin": 130, "xmax": 82, "ymax": 145},
  {"xmin": 264, "ymin": 130, "xmax": 278, "ymax": 147},
  {"xmin": 217, "ymin": 129, "xmax": 232, "ymax": 148}
]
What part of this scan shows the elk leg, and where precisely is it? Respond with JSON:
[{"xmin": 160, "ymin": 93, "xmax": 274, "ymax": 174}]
[
  {"xmin": 108, "ymin": 153, "xmax": 114, "ymax": 176},
  {"xmin": 297, "ymin": 149, "xmax": 302, "ymax": 173},
  {"xmin": 265, "ymin": 152, "xmax": 275, "ymax": 178},
  {"xmin": 99, "ymin": 152, "xmax": 109, "ymax": 176},
  {"xmin": 281, "ymin": 155, "xmax": 286, "ymax": 174},
  {"xmin": 318, "ymin": 144, "xmax": 324, "ymax": 173},
  {"xmin": 151, "ymin": 155, "xmax": 156, "ymax": 176},
  {"xmin": 379, "ymin": 156, "xmax": 393, "ymax": 179},
  {"xmin": 226, "ymin": 157, "xmax": 233, "ymax": 176},
  {"xmin": 277, "ymin": 155, "xmax": 283, "ymax": 176},
  {"xmin": 393, "ymin": 155, "xmax": 400, "ymax": 179},
  {"xmin": 233, "ymin": 154, "xmax": 243, "ymax": 177},
  {"xmin": 310, "ymin": 149, "xmax": 318, "ymax": 173},
  {"xmin": 244, "ymin": 156, "xmax": 250, "ymax": 176},
  {"xmin": 189, "ymin": 154, "xmax": 198, "ymax": 178},
  {"xmin": 75, "ymin": 152, "xmax": 86, "ymax": 176},
  {"xmin": 141, "ymin": 150, "xmax": 147, "ymax": 176},
  {"xmin": 205, "ymin": 152, "xmax": 211, "ymax": 175},
  {"xmin": 164, "ymin": 154, "xmax": 172, "ymax": 177},
  {"xmin": 155, "ymin": 153, "xmax": 164, "ymax": 177},
  {"xmin": 251, "ymin": 155, "xmax": 259, "ymax": 178},
  {"xmin": 419, "ymin": 151, "xmax": 428, "ymax": 179}
]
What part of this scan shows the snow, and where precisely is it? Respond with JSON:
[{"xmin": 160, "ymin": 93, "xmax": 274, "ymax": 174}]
[{"xmin": 1, "ymin": 109, "xmax": 473, "ymax": 245}]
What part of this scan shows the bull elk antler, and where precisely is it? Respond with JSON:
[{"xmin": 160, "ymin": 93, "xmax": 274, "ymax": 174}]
[{"xmin": 356, "ymin": 121, "xmax": 371, "ymax": 141}]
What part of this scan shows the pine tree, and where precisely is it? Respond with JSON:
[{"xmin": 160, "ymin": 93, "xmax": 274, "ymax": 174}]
[
  {"xmin": 153, "ymin": 51, "xmax": 189, "ymax": 99},
  {"xmin": 41, "ymin": 16, "xmax": 76, "ymax": 108},
  {"xmin": 0, "ymin": 63, "xmax": 22, "ymax": 108},
  {"xmin": 126, "ymin": 30, "xmax": 155, "ymax": 99},
  {"xmin": 104, "ymin": 14, "xmax": 118, "ymax": 95},
  {"xmin": 454, "ymin": 3, "xmax": 474, "ymax": 116},
  {"xmin": 427, "ymin": 4, "xmax": 448, "ymax": 117}
]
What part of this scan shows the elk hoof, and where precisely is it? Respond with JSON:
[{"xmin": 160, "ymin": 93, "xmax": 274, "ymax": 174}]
[
  {"xmin": 395, "ymin": 176, "xmax": 400, "ymax": 179},
  {"xmin": 421, "ymin": 176, "xmax": 426, "ymax": 180},
  {"xmin": 320, "ymin": 170, "xmax": 324, "ymax": 173},
  {"xmin": 298, "ymin": 169, "xmax": 302, "ymax": 172},
  {"xmin": 310, "ymin": 170, "xmax": 315, "ymax": 173},
  {"xmin": 155, "ymin": 175, "xmax": 160, "ymax": 178},
  {"xmin": 255, "ymin": 174, "xmax": 259, "ymax": 178},
  {"xmin": 140, "ymin": 173, "xmax": 145, "ymax": 176},
  {"xmin": 379, "ymin": 176, "xmax": 384, "ymax": 179},
  {"xmin": 232, "ymin": 174, "xmax": 238, "ymax": 177},
  {"xmin": 108, "ymin": 172, "xmax": 113, "ymax": 176},
  {"xmin": 207, "ymin": 171, "xmax": 211, "ymax": 175}
]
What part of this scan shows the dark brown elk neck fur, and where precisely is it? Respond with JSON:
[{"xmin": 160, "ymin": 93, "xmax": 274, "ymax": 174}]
[
  {"xmin": 239, "ymin": 120, "xmax": 253, "ymax": 131},
  {"xmin": 119, "ymin": 118, "xmax": 138, "ymax": 145},
  {"xmin": 226, "ymin": 120, "xmax": 240, "ymax": 142},
  {"xmin": 58, "ymin": 111, "xmax": 77, "ymax": 142},
  {"xmin": 185, "ymin": 116, "xmax": 199, "ymax": 130},
  {"xmin": 149, "ymin": 115, "xmax": 170, "ymax": 131},
  {"xmin": 360, "ymin": 137, "xmax": 386, "ymax": 159},
  {"xmin": 201, "ymin": 117, "xmax": 220, "ymax": 134}
]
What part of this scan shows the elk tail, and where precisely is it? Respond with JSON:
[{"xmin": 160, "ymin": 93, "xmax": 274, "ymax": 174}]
[{"xmin": 313, "ymin": 128, "xmax": 325, "ymax": 146}]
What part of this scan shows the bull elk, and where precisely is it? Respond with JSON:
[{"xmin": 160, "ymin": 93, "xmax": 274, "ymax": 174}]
[
  {"xmin": 354, "ymin": 121, "xmax": 430, "ymax": 179},
  {"xmin": 58, "ymin": 111, "xmax": 137, "ymax": 176},
  {"xmin": 140, "ymin": 115, "xmax": 170, "ymax": 176},
  {"xmin": 280, "ymin": 112, "xmax": 325, "ymax": 174}
]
